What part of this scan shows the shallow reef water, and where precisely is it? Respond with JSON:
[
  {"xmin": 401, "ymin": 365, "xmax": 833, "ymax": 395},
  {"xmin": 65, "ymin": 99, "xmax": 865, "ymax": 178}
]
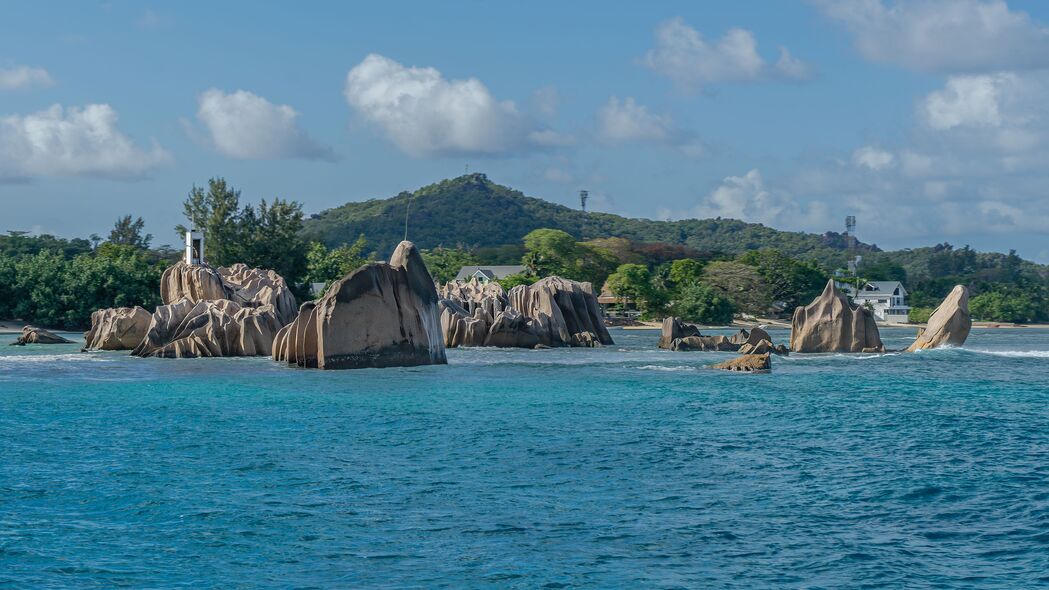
[{"xmin": 1, "ymin": 327, "xmax": 1048, "ymax": 588}]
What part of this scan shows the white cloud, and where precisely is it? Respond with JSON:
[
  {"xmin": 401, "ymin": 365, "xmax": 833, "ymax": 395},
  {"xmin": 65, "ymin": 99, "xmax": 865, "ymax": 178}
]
[
  {"xmin": 672, "ymin": 169, "xmax": 829, "ymax": 231},
  {"xmin": 641, "ymin": 17, "xmax": 811, "ymax": 90},
  {"xmin": 196, "ymin": 89, "xmax": 336, "ymax": 161},
  {"xmin": 852, "ymin": 146, "xmax": 895, "ymax": 170},
  {"xmin": 0, "ymin": 103, "xmax": 170, "ymax": 181},
  {"xmin": 344, "ymin": 53, "xmax": 562, "ymax": 157},
  {"xmin": 815, "ymin": 0, "xmax": 1049, "ymax": 73},
  {"xmin": 0, "ymin": 65, "xmax": 54, "ymax": 90},
  {"xmin": 596, "ymin": 96, "xmax": 705, "ymax": 157},
  {"xmin": 922, "ymin": 75, "xmax": 1006, "ymax": 129}
]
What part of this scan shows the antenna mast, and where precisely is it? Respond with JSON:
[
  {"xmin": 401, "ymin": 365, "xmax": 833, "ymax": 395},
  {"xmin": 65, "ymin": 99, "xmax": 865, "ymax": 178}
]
[{"xmin": 579, "ymin": 190, "xmax": 589, "ymax": 212}]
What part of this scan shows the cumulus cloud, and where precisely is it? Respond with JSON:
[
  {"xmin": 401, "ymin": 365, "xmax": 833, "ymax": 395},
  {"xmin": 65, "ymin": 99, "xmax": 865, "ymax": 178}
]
[
  {"xmin": 596, "ymin": 96, "xmax": 704, "ymax": 157},
  {"xmin": 922, "ymin": 75, "xmax": 1007, "ymax": 129},
  {"xmin": 815, "ymin": 0, "xmax": 1049, "ymax": 73},
  {"xmin": 196, "ymin": 89, "xmax": 336, "ymax": 161},
  {"xmin": 641, "ymin": 17, "xmax": 812, "ymax": 90},
  {"xmin": 0, "ymin": 64, "xmax": 54, "ymax": 90},
  {"xmin": 0, "ymin": 103, "xmax": 170, "ymax": 181},
  {"xmin": 344, "ymin": 53, "xmax": 564, "ymax": 157},
  {"xmin": 667, "ymin": 169, "xmax": 829, "ymax": 231},
  {"xmin": 852, "ymin": 146, "xmax": 895, "ymax": 170}
]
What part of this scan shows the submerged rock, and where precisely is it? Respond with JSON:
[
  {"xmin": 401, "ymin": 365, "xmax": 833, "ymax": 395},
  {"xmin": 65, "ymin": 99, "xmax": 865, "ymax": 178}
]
[
  {"xmin": 659, "ymin": 319, "xmax": 786, "ymax": 354},
  {"xmin": 906, "ymin": 285, "xmax": 972, "ymax": 352},
  {"xmin": 790, "ymin": 280, "xmax": 884, "ymax": 353},
  {"xmin": 275, "ymin": 241, "xmax": 446, "ymax": 370},
  {"xmin": 712, "ymin": 353, "xmax": 771, "ymax": 373},
  {"xmin": 11, "ymin": 326, "xmax": 74, "ymax": 346},
  {"xmin": 83, "ymin": 306, "xmax": 152, "ymax": 351}
]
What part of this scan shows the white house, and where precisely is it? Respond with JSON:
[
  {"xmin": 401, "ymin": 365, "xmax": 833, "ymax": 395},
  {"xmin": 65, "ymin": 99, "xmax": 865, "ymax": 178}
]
[
  {"xmin": 845, "ymin": 281, "xmax": 911, "ymax": 324},
  {"xmin": 454, "ymin": 265, "xmax": 527, "ymax": 283}
]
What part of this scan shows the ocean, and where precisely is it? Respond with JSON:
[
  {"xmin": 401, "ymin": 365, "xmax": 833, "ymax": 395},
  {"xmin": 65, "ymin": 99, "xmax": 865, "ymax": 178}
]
[{"xmin": 2, "ymin": 327, "xmax": 1048, "ymax": 588}]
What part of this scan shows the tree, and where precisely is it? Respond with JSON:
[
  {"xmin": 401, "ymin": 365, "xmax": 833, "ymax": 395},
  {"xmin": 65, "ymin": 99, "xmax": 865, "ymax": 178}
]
[
  {"xmin": 668, "ymin": 259, "xmax": 704, "ymax": 289},
  {"xmin": 737, "ymin": 248, "xmax": 827, "ymax": 312},
  {"xmin": 606, "ymin": 263, "xmax": 653, "ymax": 304},
  {"xmin": 970, "ymin": 289, "xmax": 1038, "ymax": 323},
  {"xmin": 108, "ymin": 215, "xmax": 152, "ymax": 249},
  {"xmin": 521, "ymin": 228, "xmax": 617, "ymax": 288},
  {"xmin": 700, "ymin": 260, "xmax": 773, "ymax": 316},
  {"xmin": 672, "ymin": 282, "xmax": 735, "ymax": 325},
  {"xmin": 305, "ymin": 236, "xmax": 369, "ymax": 290},
  {"xmin": 497, "ymin": 273, "xmax": 536, "ymax": 290},
  {"xmin": 177, "ymin": 178, "xmax": 244, "ymax": 266},
  {"xmin": 421, "ymin": 246, "xmax": 479, "ymax": 283}
]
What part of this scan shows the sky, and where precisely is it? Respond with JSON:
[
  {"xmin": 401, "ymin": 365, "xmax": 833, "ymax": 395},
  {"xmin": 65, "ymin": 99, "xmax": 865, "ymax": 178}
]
[{"xmin": 2, "ymin": 0, "xmax": 1049, "ymax": 261}]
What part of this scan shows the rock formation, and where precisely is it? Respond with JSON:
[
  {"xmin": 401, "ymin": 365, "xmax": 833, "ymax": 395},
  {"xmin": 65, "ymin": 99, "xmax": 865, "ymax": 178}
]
[
  {"xmin": 218, "ymin": 264, "xmax": 299, "ymax": 326},
  {"xmin": 10, "ymin": 326, "xmax": 74, "ymax": 346},
  {"xmin": 712, "ymin": 353, "xmax": 771, "ymax": 373},
  {"xmin": 160, "ymin": 261, "xmax": 230, "ymax": 304},
  {"xmin": 131, "ymin": 298, "xmax": 284, "ymax": 358},
  {"xmin": 273, "ymin": 241, "xmax": 446, "ymax": 369},
  {"xmin": 906, "ymin": 285, "xmax": 972, "ymax": 351},
  {"xmin": 659, "ymin": 318, "xmax": 787, "ymax": 354},
  {"xmin": 437, "ymin": 276, "xmax": 612, "ymax": 349},
  {"xmin": 507, "ymin": 277, "xmax": 613, "ymax": 347},
  {"xmin": 83, "ymin": 306, "xmax": 152, "ymax": 350},
  {"xmin": 790, "ymin": 280, "xmax": 885, "ymax": 353}
]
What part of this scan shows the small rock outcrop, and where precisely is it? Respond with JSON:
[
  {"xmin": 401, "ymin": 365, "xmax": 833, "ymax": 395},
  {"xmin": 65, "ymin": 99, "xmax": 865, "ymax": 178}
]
[
  {"xmin": 131, "ymin": 299, "xmax": 283, "ymax": 358},
  {"xmin": 83, "ymin": 306, "xmax": 152, "ymax": 351},
  {"xmin": 273, "ymin": 241, "xmax": 446, "ymax": 369},
  {"xmin": 906, "ymin": 285, "xmax": 972, "ymax": 352},
  {"xmin": 10, "ymin": 326, "xmax": 74, "ymax": 346},
  {"xmin": 712, "ymin": 353, "xmax": 771, "ymax": 373},
  {"xmin": 437, "ymin": 276, "xmax": 612, "ymax": 349},
  {"xmin": 790, "ymin": 280, "xmax": 884, "ymax": 353},
  {"xmin": 659, "ymin": 318, "xmax": 787, "ymax": 354}
]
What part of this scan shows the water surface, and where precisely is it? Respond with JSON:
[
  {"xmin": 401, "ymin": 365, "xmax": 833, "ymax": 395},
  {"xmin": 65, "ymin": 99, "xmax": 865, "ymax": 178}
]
[{"xmin": 2, "ymin": 327, "xmax": 1048, "ymax": 588}]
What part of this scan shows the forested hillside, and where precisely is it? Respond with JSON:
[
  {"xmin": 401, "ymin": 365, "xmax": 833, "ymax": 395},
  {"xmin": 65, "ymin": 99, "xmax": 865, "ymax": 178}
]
[{"xmin": 303, "ymin": 173, "xmax": 877, "ymax": 269}]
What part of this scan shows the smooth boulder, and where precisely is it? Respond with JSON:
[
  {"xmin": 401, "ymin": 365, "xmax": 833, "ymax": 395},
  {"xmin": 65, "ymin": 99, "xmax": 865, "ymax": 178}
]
[
  {"xmin": 906, "ymin": 285, "xmax": 972, "ymax": 351},
  {"xmin": 275, "ymin": 241, "xmax": 446, "ymax": 369},
  {"xmin": 83, "ymin": 306, "xmax": 152, "ymax": 350},
  {"xmin": 160, "ymin": 261, "xmax": 230, "ymax": 304},
  {"xmin": 11, "ymin": 326, "xmax": 74, "ymax": 346},
  {"xmin": 790, "ymin": 280, "xmax": 884, "ymax": 353},
  {"xmin": 658, "ymin": 317, "xmax": 700, "ymax": 349}
]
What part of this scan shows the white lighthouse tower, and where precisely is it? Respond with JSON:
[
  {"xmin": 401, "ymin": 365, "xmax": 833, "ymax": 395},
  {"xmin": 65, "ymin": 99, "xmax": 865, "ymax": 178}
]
[{"xmin": 185, "ymin": 230, "xmax": 205, "ymax": 265}]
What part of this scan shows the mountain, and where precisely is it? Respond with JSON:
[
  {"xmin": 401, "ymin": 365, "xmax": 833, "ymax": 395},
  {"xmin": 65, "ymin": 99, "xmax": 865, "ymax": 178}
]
[{"xmin": 303, "ymin": 173, "xmax": 875, "ymax": 268}]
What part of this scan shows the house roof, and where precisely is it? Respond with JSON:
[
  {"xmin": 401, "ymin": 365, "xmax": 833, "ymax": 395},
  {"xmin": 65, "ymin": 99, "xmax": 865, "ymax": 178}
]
[
  {"xmin": 850, "ymin": 281, "xmax": 907, "ymax": 297},
  {"xmin": 454, "ymin": 265, "xmax": 528, "ymax": 281}
]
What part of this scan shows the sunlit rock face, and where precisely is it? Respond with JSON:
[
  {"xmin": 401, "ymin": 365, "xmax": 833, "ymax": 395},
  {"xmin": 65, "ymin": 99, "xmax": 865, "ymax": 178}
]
[
  {"xmin": 274, "ymin": 241, "xmax": 446, "ymax": 370},
  {"xmin": 906, "ymin": 285, "xmax": 972, "ymax": 352},
  {"xmin": 83, "ymin": 306, "xmax": 152, "ymax": 351},
  {"xmin": 790, "ymin": 280, "xmax": 884, "ymax": 353}
]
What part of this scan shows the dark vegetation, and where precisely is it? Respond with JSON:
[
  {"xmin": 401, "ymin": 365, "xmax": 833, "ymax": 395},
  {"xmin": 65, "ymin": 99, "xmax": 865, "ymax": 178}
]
[{"xmin": 2, "ymin": 174, "xmax": 1046, "ymax": 329}]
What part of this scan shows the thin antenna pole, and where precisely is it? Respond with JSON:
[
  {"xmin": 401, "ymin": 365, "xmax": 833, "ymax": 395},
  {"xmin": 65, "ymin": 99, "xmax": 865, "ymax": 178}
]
[{"xmin": 404, "ymin": 194, "xmax": 413, "ymax": 241}]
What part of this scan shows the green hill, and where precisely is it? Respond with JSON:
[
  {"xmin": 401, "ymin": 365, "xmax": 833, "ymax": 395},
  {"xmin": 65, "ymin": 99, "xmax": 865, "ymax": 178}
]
[{"xmin": 303, "ymin": 173, "xmax": 875, "ymax": 269}]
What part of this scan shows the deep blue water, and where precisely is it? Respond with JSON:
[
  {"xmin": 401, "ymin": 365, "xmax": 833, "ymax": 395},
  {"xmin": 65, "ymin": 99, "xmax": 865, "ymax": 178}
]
[{"xmin": 2, "ymin": 327, "xmax": 1048, "ymax": 589}]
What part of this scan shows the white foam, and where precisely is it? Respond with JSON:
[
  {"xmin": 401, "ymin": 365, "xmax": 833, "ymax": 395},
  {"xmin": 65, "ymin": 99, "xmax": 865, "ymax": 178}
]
[
  {"xmin": 0, "ymin": 353, "xmax": 104, "ymax": 364},
  {"xmin": 964, "ymin": 349, "xmax": 1049, "ymax": 359},
  {"xmin": 636, "ymin": 364, "xmax": 699, "ymax": 372}
]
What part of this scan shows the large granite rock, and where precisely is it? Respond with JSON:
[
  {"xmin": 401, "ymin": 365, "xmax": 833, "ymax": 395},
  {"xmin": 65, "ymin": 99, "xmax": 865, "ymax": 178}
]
[
  {"xmin": 274, "ymin": 241, "xmax": 446, "ymax": 369},
  {"xmin": 218, "ymin": 264, "xmax": 299, "ymax": 326},
  {"xmin": 436, "ymin": 276, "xmax": 612, "ymax": 349},
  {"xmin": 507, "ymin": 277, "xmax": 613, "ymax": 347},
  {"xmin": 906, "ymin": 285, "xmax": 972, "ymax": 351},
  {"xmin": 658, "ymin": 317, "xmax": 700, "ymax": 349},
  {"xmin": 712, "ymin": 353, "xmax": 771, "ymax": 373},
  {"xmin": 131, "ymin": 298, "xmax": 283, "ymax": 358},
  {"xmin": 83, "ymin": 306, "xmax": 152, "ymax": 350},
  {"xmin": 160, "ymin": 261, "xmax": 230, "ymax": 304},
  {"xmin": 11, "ymin": 326, "xmax": 74, "ymax": 346},
  {"xmin": 790, "ymin": 280, "xmax": 884, "ymax": 353}
]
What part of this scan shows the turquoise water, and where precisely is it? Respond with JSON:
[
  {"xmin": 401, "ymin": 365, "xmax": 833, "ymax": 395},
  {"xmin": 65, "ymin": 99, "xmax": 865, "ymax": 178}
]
[{"xmin": 2, "ymin": 327, "xmax": 1048, "ymax": 588}]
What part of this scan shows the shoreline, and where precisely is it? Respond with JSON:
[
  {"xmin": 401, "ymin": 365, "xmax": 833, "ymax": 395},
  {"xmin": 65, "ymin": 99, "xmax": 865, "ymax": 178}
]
[{"xmin": 618, "ymin": 318, "xmax": 1049, "ymax": 331}]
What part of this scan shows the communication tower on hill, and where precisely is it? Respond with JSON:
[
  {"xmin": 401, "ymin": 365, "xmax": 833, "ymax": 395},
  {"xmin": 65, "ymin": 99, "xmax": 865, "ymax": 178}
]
[
  {"xmin": 580, "ymin": 190, "xmax": 589, "ymax": 212},
  {"xmin": 845, "ymin": 215, "xmax": 861, "ymax": 278}
]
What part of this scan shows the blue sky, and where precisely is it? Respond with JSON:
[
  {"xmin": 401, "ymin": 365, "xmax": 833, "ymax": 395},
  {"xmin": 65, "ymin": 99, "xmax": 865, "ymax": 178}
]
[{"xmin": 2, "ymin": 1, "xmax": 1049, "ymax": 261}]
